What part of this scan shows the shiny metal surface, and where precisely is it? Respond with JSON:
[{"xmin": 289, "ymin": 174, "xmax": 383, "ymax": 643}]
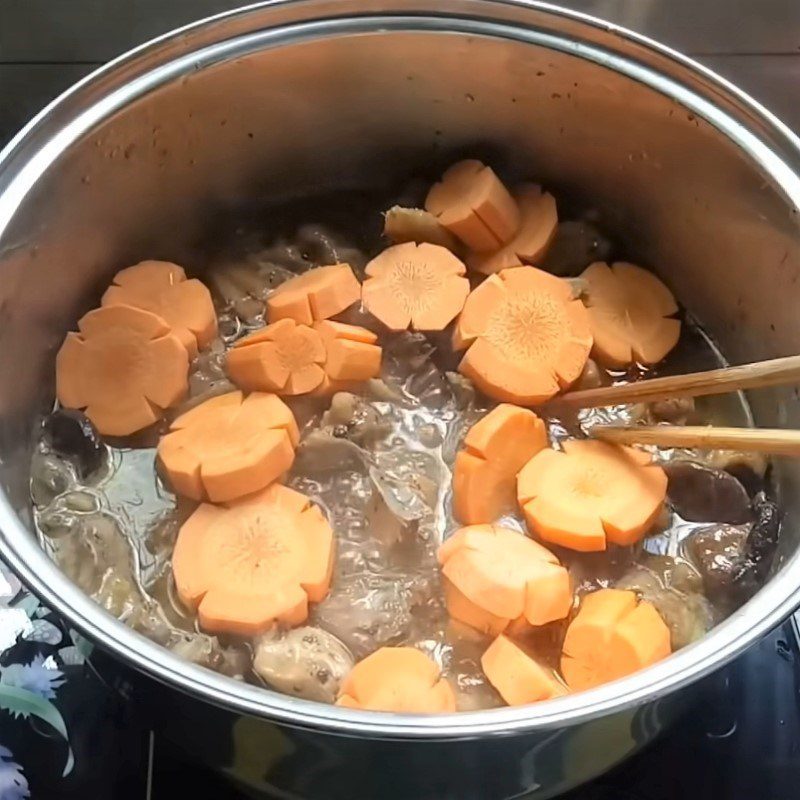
[
  {"xmin": 4, "ymin": 1, "xmax": 799, "ymax": 141},
  {"xmin": 3, "ymin": 0, "xmax": 799, "ymax": 61},
  {"xmin": 1, "ymin": 1, "xmax": 800, "ymax": 796}
]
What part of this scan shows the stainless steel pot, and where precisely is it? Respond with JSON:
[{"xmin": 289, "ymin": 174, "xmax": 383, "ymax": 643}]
[{"xmin": 2, "ymin": 2, "xmax": 800, "ymax": 797}]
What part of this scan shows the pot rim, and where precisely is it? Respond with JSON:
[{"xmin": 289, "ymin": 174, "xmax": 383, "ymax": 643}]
[{"xmin": 2, "ymin": 0, "xmax": 800, "ymax": 738}]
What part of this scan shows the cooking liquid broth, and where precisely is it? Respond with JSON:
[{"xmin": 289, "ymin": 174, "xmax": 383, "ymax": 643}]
[{"xmin": 29, "ymin": 186, "xmax": 768, "ymax": 711}]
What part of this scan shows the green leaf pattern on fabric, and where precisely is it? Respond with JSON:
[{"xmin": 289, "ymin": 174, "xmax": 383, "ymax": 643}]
[
  {"xmin": 1, "ymin": 655, "xmax": 66, "ymax": 700},
  {"xmin": 0, "ymin": 560, "xmax": 80, "ymax": 779}
]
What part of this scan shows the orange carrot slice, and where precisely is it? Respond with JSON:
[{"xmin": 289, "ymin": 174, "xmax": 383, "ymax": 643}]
[
  {"xmin": 467, "ymin": 185, "xmax": 558, "ymax": 275},
  {"xmin": 560, "ymin": 588, "xmax": 671, "ymax": 691},
  {"xmin": 336, "ymin": 647, "xmax": 456, "ymax": 713},
  {"xmin": 481, "ymin": 634, "xmax": 567, "ymax": 706},
  {"xmin": 56, "ymin": 304, "xmax": 189, "ymax": 436},
  {"xmin": 267, "ymin": 264, "xmax": 361, "ymax": 325},
  {"xmin": 438, "ymin": 524, "xmax": 572, "ymax": 633},
  {"xmin": 157, "ymin": 390, "xmax": 298, "ymax": 502},
  {"xmin": 580, "ymin": 262, "xmax": 681, "ymax": 367},
  {"xmin": 101, "ymin": 260, "xmax": 217, "ymax": 358},
  {"xmin": 453, "ymin": 404, "xmax": 548, "ymax": 525},
  {"xmin": 454, "ymin": 266, "xmax": 593, "ymax": 404},
  {"xmin": 226, "ymin": 318, "xmax": 327, "ymax": 395},
  {"xmin": 442, "ymin": 578, "xmax": 510, "ymax": 638},
  {"xmin": 172, "ymin": 482, "xmax": 334, "ymax": 636},
  {"xmin": 383, "ymin": 206, "xmax": 461, "ymax": 252},
  {"xmin": 517, "ymin": 440, "xmax": 667, "ymax": 552},
  {"xmin": 226, "ymin": 319, "xmax": 381, "ymax": 395},
  {"xmin": 313, "ymin": 320, "xmax": 382, "ymax": 382},
  {"xmin": 361, "ymin": 242, "xmax": 470, "ymax": 331},
  {"xmin": 425, "ymin": 160, "xmax": 520, "ymax": 251},
  {"xmin": 443, "ymin": 580, "xmax": 535, "ymax": 638}
]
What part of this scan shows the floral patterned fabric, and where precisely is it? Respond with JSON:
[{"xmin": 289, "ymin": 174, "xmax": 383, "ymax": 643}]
[
  {"xmin": 0, "ymin": 560, "xmax": 86, "ymax": 798},
  {"xmin": 0, "ymin": 557, "xmax": 152, "ymax": 799}
]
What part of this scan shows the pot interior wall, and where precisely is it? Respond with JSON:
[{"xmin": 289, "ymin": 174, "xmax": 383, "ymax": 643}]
[{"xmin": 2, "ymin": 28, "xmax": 800, "ymax": 563}]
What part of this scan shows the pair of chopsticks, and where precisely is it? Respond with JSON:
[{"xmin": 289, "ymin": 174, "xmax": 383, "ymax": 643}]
[{"xmin": 556, "ymin": 354, "xmax": 800, "ymax": 456}]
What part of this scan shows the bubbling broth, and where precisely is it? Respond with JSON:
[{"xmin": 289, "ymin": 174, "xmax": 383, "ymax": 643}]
[{"xmin": 30, "ymin": 168, "xmax": 779, "ymax": 712}]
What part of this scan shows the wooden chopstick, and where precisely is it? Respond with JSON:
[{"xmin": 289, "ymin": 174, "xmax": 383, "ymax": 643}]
[
  {"xmin": 559, "ymin": 355, "xmax": 800, "ymax": 409},
  {"xmin": 588, "ymin": 424, "xmax": 800, "ymax": 455}
]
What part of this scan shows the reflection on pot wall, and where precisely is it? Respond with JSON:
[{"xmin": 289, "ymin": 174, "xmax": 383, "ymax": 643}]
[{"xmin": 134, "ymin": 655, "xmax": 684, "ymax": 800}]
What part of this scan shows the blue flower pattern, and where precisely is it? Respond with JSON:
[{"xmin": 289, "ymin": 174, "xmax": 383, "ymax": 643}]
[
  {"xmin": 0, "ymin": 746, "xmax": 28, "ymax": 800},
  {"xmin": 0, "ymin": 560, "xmax": 87, "ymax": 799}
]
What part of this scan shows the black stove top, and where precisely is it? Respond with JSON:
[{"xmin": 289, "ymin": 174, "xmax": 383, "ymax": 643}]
[{"xmin": 4, "ymin": 587, "xmax": 798, "ymax": 800}]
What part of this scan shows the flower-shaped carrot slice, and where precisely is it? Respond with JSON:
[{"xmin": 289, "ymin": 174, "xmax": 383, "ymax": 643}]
[
  {"xmin": 267, "ymin": 264, "xmax": 361, "ymax": 325},
  {"xmin": 517, "ymin": 439, "xmax": 667, "ymax": 552},
  {"xmin": 101, "ymin": 260, "xmax": 217, "ymax": 358},
  {"xmin": 336, "ymin": 647, "xmax": 456, "ymax": 713},
  {"xmin": 454, "ymin": 266, "xmax": 593, "ymax": 405},
  {"xmin": 442, "ymin": 578, "xmax": 510, "ymax": 638},
  {"xmin": 580, "ymin": 262, "xmax": 681, "ymax": 367},
  {"xmin": 453, "ymin": 404, "xmax": 548, "ymax": 525},
  {"xmin": 226, "ymin": 319, "xmax": 381, "ymax": 395},
  {"xmin": 56, "ymin": 304, "xmax": 189, "ymax": 436},
  {"xmin": 467, "ymin": 185, "xmax": 558, "ymax": 275},
  {"xmin": 157, "ymin": 391, "xmax": 298, "ymax": 502},
  {"xmin": 313, "ymin": 320, "xmax": 382, "ymax": 382},
  {"xmin": 560, "ymin": 588, "xmax": 671, "ymax": 691},
  {"xmin": 425, "ymin": 160, "xmax": 520, "ymax": 251},
  {"xmin": 226, "ymin": 319, "xmax": 327, "ymax": 395},
  {"xmin": 172, "ymin": 482, "xmax": 334, "ymax": 636},
  {"xmin": 438, "ymin": 524, "xmax": 572, "ymax": 634},
  {"xmin": 442, "ymin": 579, "xmax": 537, "ymax": 638},
  {"xmin": 482, "ymin": 634, "xmax": 567, "ymax": 706},
  {"xmin": 361, "ymin": 242, "xmax": 470, "ymax": 331}
]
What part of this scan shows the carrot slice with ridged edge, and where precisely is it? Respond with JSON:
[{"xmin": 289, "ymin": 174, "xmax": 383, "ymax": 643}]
[
  {"xmin": 442, "ymin": 578, "xmax": 509, "ymax": 637},
  {"xmin": 560, "ymin": 588, "xmax": 671, "ymax": 691},
  {"xmin": 101, "ymin": 260, "xmax": 217, "ymax": 358},
  {"xmin": 267, "ymin": 264, "xmax": 361, "ymax": 325},
  {"xmin": 226, "ymin": 318, "xmax": 327, "ymax": 395},
  {"xmin": 56, "ymin": 304, "xmax": 189, "ymax": 436},
  {"xmin": 425, "ymin": 160, "xmax": 520, "ymax": 251},
  {"xmin": 313, "ymin": 320, "xmax": 382, "ymax": 382},
  {"xmin": 336, "ymin": 647, "xmax": 456, "ymax": 713},
  {"xmin": 517, "ymin": 440, "xmax": 667, "ymax": 552},
  {"xmin": 467, "ymin": 185, "xmax": 558, "ymax": 275},
  {"xmin": 226, "ymin": 319, "xmax": 381, "ymax": 395},
  {"xmin": 454, "ymin": 266, "xmax": 593, "ymax": 405},
  {"xmin": 580, "ymin": 262, "xmax": 681, "ymax": 368},
  {"xmin": 157, "ymin": 390, "xmax": 298, "ymax": 502},
  {"xmin": 453, "ymin": 404, "xmax": 548, "ymax": 525},
  {"xmin": 442, "ymin": 579, "xmax": 539, "ymax": 638},
  {"xmin": 383, "ymin": 206, "xmax": 461, "ymax": 252},
  {"xmin": 172, "ymin": 482, "xmax": 334, "ymax": 636},
  {"xmin": 303, "ymin": 320, "xmax": 382, "ymax": 397},
  {"xmin": 482, "ymin": 634, "xmax": 567, "ymax": 706},
  {"xmin": 361, "ymin": 242, "xmax": 470, "ymax": 331},
  {"xmin": 438, "ymin": 524, "xmax": 572, "ymax": 634}
]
